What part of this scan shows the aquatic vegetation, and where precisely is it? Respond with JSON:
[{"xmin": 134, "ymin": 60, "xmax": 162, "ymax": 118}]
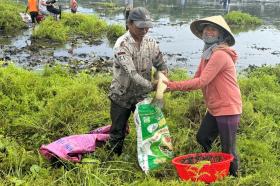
[
  {"xmin": 106, "ymin": 24, "xmax": 126, "ymax": 44},
  {"xmin": 32, "ymin": 17, "xmax": 69, "ymax": 43},
  {"xmin": 0, "ymin": 0, "xmax": 26, "ymax": 33},
  {"xmin": 224, "ymin": 11, "xmax": 262, "ymax": 26},
  {"xmin": 34, "ymin": 13, "xmax": 109, "ymax": 43},
  {"xmin": 230, "ymin": 25, "xmax": 259, "ymax": 34},
  {"xmin": 92, "ymin": 2, "xmax": 117, "ymax": 8},
  {"xmin": 62, "ymin": 13, "xmax": 108, "ymax": 39},
  {"xmin": 0, "ymin": 63, "xmax": 279, "ymax": 185},
  {"xmin": 76, "ymin": 14, "xmax": 108, "ymax": 39},
  {"xmin": 224, "ymin": 11, "xmax": 263, "ymax": 34}
]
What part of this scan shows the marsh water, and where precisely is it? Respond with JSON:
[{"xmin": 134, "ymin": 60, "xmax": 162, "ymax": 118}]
[{"xmin": 1, "ymin": 0, "xmax": 280, "ymax": 73}]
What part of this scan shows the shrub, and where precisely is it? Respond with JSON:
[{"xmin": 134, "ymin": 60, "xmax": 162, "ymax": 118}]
[
  {"xmin": 107, "ymin": 24, "xmax": 126, "ymax": 43},
  {"xmin": 0, "ymin": 0, "xmax": 26, "ymax": 33},
  {"xmin": 32, "ymin": 17, "xmax": 69, "ymax": 43},
  {"xmin": 224, "ymin": 11, "xmax": 262, "ymax": 26}
]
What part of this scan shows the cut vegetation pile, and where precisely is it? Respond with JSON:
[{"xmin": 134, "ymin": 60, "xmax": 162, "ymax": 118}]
[{"xmin": 0, "ymin": 63, "xmax": 279, "ymax": 185}]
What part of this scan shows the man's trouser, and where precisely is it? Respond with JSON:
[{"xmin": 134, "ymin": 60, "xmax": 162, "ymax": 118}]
[
  {"xmin": 196, "ymin": 112, "xmax": 240, "ymax": 176},
  {"xmin": 109, "ymin": 100, "xmax": 135, "ymax": 155}
]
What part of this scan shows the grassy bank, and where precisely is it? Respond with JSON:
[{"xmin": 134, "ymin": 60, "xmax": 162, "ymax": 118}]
[
  {"xmin": 1, "ymin": 1, "xmax": 125, "ymax": 43},
  {"xmin": 0, "ymin": 64, "xmax": 279, "ymax": 185},
  {"xmin": 0, "ymin": 0, "xmax": 26, "ymax": 33},
  {"xmin": 33, "ymin": 13, "xmax": 125, "ymax": 43},
  {"xmin": 224, "ymin": 11, "xmax": 263, "ymax": 33}
]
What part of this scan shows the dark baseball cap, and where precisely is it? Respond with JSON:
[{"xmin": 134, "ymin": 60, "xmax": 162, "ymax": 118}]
[{"xmin": 128, "ymin": 7, "xmax": 153, "ymax": 28}]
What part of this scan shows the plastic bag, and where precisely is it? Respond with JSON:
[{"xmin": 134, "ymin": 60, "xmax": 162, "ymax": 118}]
[
  {"xmin": 134, "ymin": 98, "xmax": 173, "ymax": 173},
  {"xmin": 19, "ymin": 13, "xmax": 31, "ymax": 23}
]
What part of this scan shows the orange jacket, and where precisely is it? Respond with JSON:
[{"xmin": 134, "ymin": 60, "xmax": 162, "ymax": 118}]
[
  {"xmin": 28, "ymin": 0, "xmax": 38, "ymax": 12},
  {"xmin": 167, "ymin": 47, "xmax": 242, "ymax": 116}
]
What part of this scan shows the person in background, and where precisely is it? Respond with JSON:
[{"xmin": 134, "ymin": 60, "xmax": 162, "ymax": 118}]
[
  {"xmin": 38, "ymin": 0, "xmax": 49, "ymax": 16},
  {"xmin": 25, "ymin": 0, "xmax": 39, "ymax": 28},
  {"xmin": 164, "ymin": 15, "xmax": 242, "ymax": 177},
  {"xmin": 108, "ymin": 7, "xmax": 168, "ymax": 156},
  {"xmin": 70, "ymin": 0, "xmax": 78, "ymax": 13},
  {"xmin": 46, "ymin": 0, "xmax": 61, "ymax": 19},
  {"xmin": 124, "ymin": 0, "xmax": 133, "ymax": 30}
]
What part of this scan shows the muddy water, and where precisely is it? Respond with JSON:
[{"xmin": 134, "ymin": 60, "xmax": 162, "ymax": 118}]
[{"xmin": 1, "ymin": 0, "xmax": 280, "ymax": 73}]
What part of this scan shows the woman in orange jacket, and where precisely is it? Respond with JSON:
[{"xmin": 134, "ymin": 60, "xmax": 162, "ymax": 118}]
[{"xmin": 164, "ymin": 16, "xmax": 242, "ymax": 177}]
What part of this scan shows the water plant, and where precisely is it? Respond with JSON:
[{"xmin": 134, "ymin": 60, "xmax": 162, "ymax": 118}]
[
  {"xmin": 223, "ymin": 11, "xmax": 263, "ymax": 34},
  {"xmin": 76, "ymin": 14, "xmax": 108, "ymax": 40},
  {"xmin": 0, "ymin": 0, "xmax": 26, "ymax": 33},
  {"xmin": 32, "ymin": 17, "xmax": 69, "ymax": 43},
  {"xmin": 92, "ymin": 2, "xmax": 117, "ymax": 8},
  {"xmin": 107, "ymin": 24, "xmax": 126, "ymax": 44},
  {"xmin": 224, "ymin": 11, "xmax": 262, "ymax": 26}
]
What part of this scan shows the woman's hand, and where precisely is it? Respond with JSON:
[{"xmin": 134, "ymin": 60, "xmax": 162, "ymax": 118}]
[{"xmin": 162, "ymin": 80, "xmax": 171, "ymax": 92}]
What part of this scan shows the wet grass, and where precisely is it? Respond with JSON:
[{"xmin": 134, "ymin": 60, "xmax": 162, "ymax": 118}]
[
  {"xmin": 107, "ymin": 24, "xmax": 126, "ymax": 45},
  {"xmin": 33, "ymin": 12, "xmax": 124, "ymax": 44},
  {"xmin": 0, "ymin": 0, "xmax": 27, "ymax": 33},
  {"xmin": 225, "ymin": 11, "xmax": 262, "ymax": 26},
  {"xmin": 1, "ymin": 1, "xmax": 124, "ymax": 43},
  {"xmin": 0, "ymin": 63, "xmax": 279, "ymax": 185}
]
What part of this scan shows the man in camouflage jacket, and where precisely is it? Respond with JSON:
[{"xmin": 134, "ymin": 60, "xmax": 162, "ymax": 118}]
[{"xmin": 108, "ymin": 7, "xmax": 168, "ymax": 155}]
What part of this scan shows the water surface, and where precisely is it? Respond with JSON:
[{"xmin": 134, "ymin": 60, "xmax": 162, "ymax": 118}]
[{"xmin": 2, "ymin": 0, "xmax": 280, "ymax": 73}]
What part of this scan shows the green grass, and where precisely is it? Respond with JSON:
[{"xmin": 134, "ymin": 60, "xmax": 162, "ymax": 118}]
[
  {"xmin": 33, "ymin": 17, "xmax": 70, "ymax": 42},
  {"xmin": 33, "ymin": 12, "xmax": 125, "ymax": 43},
  {"xmin": 93, "ymin": 2, "xmax": 117, "ymax": 8},
  {"xmin": 224, "ymin": 11, "xmax": 263, "ymax": 34},
  {"xmin": 0, "ymin": 0, "xmax": 26, "ymax": 33},
  {"xmin": 224, "ymin": 11, "xmax": 262, "ymax": 26},
  {"xmin": 1, "ymin": 1, "xmax": 123, "ymax": 43},
  {"xmin": 0, "ymin": 63, "xmax": 279, "ymax": 185}
]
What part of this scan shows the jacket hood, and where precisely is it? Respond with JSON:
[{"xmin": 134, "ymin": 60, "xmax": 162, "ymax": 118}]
[{"xmin": 214, "ymin": 45, "xmax": 238, "ymax": 63}]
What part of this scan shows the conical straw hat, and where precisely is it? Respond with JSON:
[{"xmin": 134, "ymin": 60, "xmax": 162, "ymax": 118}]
[{"xmin": 190, "ymin": 15, "xmax": 235, "ymax": 46}]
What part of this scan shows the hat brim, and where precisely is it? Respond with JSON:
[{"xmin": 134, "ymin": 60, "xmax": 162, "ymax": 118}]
[
  {"xmin": 134, "ymin": 20, "xmax": 153, "ymax": 28},
  {"xmin": 190, "ymin": 19, "xmax": 235, "ymax": 46}
]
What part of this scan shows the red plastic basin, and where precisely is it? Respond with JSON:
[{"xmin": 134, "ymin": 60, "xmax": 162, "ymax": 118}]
[{"xmin": 172, "ymin": 152, "xmax": 233, "ymax": 183}]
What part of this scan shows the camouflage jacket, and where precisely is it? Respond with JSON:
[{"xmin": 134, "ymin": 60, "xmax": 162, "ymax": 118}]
[{"xmin": 109, "ymin": 31, "xmax": 168, "ymax": 108}]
